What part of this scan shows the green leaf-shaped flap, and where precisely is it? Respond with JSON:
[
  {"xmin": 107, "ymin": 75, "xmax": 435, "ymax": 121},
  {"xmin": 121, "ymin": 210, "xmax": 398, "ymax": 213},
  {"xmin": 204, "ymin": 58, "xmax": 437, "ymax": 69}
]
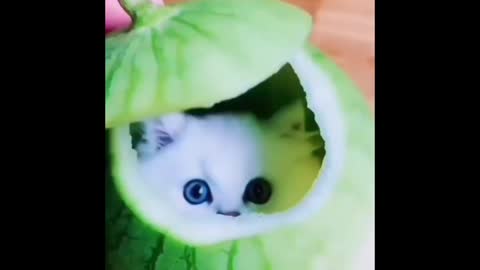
[{"xmin": 106, "ymin": 0, "xmax": 313, "ymax": 128}]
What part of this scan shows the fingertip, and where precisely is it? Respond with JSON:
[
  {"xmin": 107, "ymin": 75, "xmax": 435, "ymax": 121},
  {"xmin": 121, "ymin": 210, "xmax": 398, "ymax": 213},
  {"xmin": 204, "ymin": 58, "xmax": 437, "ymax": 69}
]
[{"xmin": 106, "ymin": 0, "xmax": 132, "ymax": 33}]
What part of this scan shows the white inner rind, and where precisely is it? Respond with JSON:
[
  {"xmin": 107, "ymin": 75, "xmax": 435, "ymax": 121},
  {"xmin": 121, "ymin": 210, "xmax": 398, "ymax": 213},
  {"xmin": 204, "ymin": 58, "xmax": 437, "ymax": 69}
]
[{"xmin": 110, "ymin": 49, "xmax": 346, "ymax": 245}]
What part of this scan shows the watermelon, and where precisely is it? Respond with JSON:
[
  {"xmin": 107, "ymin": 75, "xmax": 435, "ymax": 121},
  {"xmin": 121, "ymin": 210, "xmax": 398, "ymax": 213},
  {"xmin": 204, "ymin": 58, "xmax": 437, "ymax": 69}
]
[{"xmin": 106, "ymin": 0, "xmax": 374, "ymax": 269}]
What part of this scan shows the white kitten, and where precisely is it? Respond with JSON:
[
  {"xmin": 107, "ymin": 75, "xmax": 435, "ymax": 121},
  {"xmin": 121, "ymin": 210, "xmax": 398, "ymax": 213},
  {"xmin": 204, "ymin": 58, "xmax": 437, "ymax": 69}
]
[{"xmin": 130, "ymin": 101, "xmax": 323, "ymax": 218}]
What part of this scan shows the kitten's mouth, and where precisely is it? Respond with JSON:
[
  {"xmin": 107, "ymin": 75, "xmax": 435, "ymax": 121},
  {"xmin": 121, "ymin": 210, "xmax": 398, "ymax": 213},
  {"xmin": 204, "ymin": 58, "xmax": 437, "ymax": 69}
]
[{"xmin": 216, "ymin": 211, "xmax": 241, "ymax": 217}]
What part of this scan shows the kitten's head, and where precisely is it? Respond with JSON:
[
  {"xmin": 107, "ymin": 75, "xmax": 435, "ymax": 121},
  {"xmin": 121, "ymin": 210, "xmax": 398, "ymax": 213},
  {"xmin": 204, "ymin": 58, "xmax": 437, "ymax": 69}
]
[{"xmin": 131, "ymin": 101, "xmax": 322, "ymax": 218}]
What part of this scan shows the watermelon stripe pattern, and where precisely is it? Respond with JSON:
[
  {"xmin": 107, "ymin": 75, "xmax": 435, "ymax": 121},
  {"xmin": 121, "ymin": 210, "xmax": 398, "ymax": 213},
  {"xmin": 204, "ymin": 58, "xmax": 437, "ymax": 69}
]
[{"xmin": 106, "ymin": 0, "xmax": 313, "ymax": 128}]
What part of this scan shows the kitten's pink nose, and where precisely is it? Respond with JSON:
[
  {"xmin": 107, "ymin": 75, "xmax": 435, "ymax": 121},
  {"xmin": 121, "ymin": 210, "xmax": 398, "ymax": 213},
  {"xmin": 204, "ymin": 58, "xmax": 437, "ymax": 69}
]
[{"xmin": 217, "ymin": 211, "xmax": 241, "ymax": 217}]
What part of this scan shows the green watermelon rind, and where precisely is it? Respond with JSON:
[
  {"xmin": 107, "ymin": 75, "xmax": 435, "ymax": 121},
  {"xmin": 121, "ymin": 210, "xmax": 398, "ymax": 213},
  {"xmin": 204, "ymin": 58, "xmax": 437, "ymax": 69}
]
[
  {"xmin": 107, "ymin": 45, "xmax": 374, "ymax": 270},
  {"xmin": 106, "ymin": 0, "xmax": 313, "ymax": 128}
]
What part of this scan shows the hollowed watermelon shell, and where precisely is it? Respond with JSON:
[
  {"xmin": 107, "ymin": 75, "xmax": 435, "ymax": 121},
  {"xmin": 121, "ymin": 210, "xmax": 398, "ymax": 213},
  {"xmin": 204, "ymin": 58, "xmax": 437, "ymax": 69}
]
[{"xmin": 106, "ymin": 0, "xmax": 374, "ymax": 269}]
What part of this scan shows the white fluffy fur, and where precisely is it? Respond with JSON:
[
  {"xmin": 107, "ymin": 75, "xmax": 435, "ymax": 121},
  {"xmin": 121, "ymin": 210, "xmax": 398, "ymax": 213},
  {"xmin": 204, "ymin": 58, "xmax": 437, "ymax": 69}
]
[{"xmin": 134, "ymin": 101, "xmax": 320, "ymax": 218}]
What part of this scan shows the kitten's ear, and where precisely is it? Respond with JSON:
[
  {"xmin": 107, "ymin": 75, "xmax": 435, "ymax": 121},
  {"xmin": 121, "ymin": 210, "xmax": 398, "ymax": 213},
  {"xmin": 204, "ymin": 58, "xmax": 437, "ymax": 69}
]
[
  {"xmin": 268, "ymin": 100, "xmax": 307, "ymax": 137},
  {"xmin": 152, "ymin": 113, "xmax": 188, "ymax": 138},
  {"xmin": 132, "ymin": 113, "xmax": 188, "ymax": 159}
]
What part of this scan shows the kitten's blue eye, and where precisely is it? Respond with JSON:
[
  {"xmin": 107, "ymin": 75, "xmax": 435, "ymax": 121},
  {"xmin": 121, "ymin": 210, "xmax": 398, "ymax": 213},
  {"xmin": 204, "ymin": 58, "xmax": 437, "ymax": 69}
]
[
  {"xmin": 243, "ymin": 177, "xmax": 272, "ymax": 205},
  {"xmin": 183, "ymin": 179, "xmax": 212, "ymax": 205}
]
